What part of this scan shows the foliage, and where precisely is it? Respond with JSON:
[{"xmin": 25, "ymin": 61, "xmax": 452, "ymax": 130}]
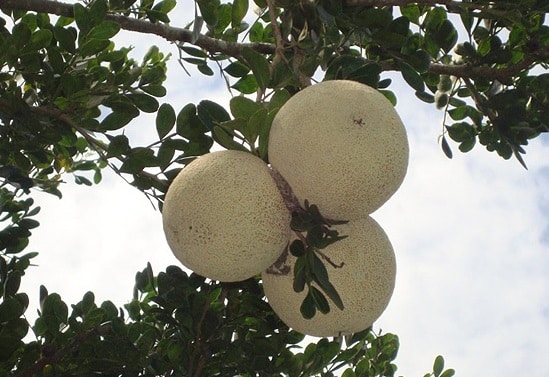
[{"xmin": 0, "ymin": 0, "xmax": 547, "ymax": 375}]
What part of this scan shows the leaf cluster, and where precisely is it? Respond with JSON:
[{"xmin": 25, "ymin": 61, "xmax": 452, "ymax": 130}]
[{"xmin": 286, "ymin": 201, "xmax": 348, "ymax": 320}]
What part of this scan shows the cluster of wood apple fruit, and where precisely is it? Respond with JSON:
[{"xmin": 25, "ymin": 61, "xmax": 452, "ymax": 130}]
[{"xmin": 162, "ymin": 80, "xmax": 409, "ymax": 336}]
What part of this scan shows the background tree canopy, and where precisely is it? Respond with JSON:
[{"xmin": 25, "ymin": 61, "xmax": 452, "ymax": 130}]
[{"xmin": 0, "ymin": 0, "xmax": 547, "ymax": 376}]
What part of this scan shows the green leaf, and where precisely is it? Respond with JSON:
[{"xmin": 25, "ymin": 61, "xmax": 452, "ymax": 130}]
[
  {"xmin": 156, "ymin": 103, "xmax": 176, "ymax": 139},
  {"xmin": 399, "ymin": 62, "xmax": 424, "ymax": 92},
  {"xmin": 127, "ymin": 93, "xmax": 159, "ymax": 113},
  {"xmin": 379, "ymin": 90, "xmax": 397, "ymax": 106},
  {"xmin": 408, "ymin": 50, "xmax": 432, "ymax": 73},
  {"xmin": 27, "ymin": 29, "xmax": 52, "ymax": 50},
  {"xmin": 433, "ymin": 355, "xmax": 444, "ymax": 377},
  {"xmin": 232, "ymin": 74, "xmax": 258, "ymax": 94},
  {"xmin": 157, "ymin": 142, "xmax": 175, "ymax": 169},
  {"xmin": 87, "ymin": 21, "xmax": 120, "ymax": 40},
  {"xmin": 289, "ymin": 240, "xmax": 306, "ymax": 257},
  {"xmin": 300, "ymin": 291, "xmax": 316, "ymax": 319},
  {"xmin": 73, "ymin": 3, "xmax": 91, "ymax": 33},
  {"xmin": 197, "ymin": 100, "xmax": 231, "ymax": 130},
  {"xmin": 268, "ymin": 89, "xmax": 291, "ymax": 110},
  {"xmin": 342, "ymin": 368, "xmax": 357, "ymax": 377},
  {"xmin": 230, "ymin": 96, "xmax": 263, "ymax": 119},
  {"xmin": 197, "ymin": 63, "xmax": 214, "ymax": 76},
  {"xmin": 0, "ymin": 297, "xmax": 25, "ymax": 322},
  {"xmin": 232, "ymin": 0, "xmax": 249, "ymax": 28},
  {"xmin": 79, "ymin": 38, "xmax": 111, "ymax": 56},
  {"xmin": 354, "ymin": 8, "xmax": 392, "ymax": 29},
  {"xmin": 459, "ymin": 137, "xmax": 476, "ymax": 153},
  {"xmin": 53, "ymin": 26, "xmax": 76, "ymax": 52},
  {"xmin": 141, "ymin": 85, "xmax": 167, "ymax": 97},
  {"xmin": 441, "ymin": 136, "xmax": 453, "ymax": 159},
  {"xmin": 434, "ymin": 19, "xmax": 458, "ymax": 53},
  {"xmin": 89, "ymin": 0, "xmax": 108, "ymax": 25},
  {"xmin": 212, "ymin": 126, "xmax": 249, "ymax": 152},
  {"xmin": 311, "ymin": 254, "xmax": 344, "ymax": 310},
  {"xmin": 119, "ymin": 148, "xmax": 157, "ymax": 174},
  {"xmin": 293, "ymin": 257, "xmax": 307, "ymax": 293},
  {"xmin": 107, "ymin": 134, "xmax": 130, "ymax": 157},
  {"xmin": 400, "ymin": 5, "xmax": 420, "ymax": 24},
  {"xmin": 310, "ymin": 286, "xmax": 330, "ymax": 314},
  {"xmin": 153, "ymin": 0, "xmax": 177, "ymax": 15},
  {"xmin": 242, "ymin": 47, "xmax": 270, "ymax": 90},
  {"xmin": 435, "ymin": 92, "xmax": 449, "ymax": 109},
  {"xmin": 224, "ymin": 61, "xmax": 250, "ymax": 78},
  {"xmin": 181, "ymin": 46, "xmax": 207, "ymax": 58},
  {"xmin": 196, "ymin": 0, "xmax": 218, "ymax": 27},
  {"xmin": 177, "ymin": 103, "xmax": 209, "ymax": 140},
  {"xmin": 100, "ymin": 111, "xmax": 135, "ymax": 131},
  {"xmin": 440, "ymin": 369, "xmax": 455, "ymax": 377}
]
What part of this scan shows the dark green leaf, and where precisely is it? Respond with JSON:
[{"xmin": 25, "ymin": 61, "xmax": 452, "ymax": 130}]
[
  {"xmin": 156, "ymin": 103, "xmax": 176, "ymax": 139},
  {"xmin": 197, "ymin": 63, "xmax": 214, "ymax": 76},
  {"xmin": 354, "ymin": 8, "xmax": 392, "ymax": 29},
  {"xmin": 212, "ymin": 126, "xmax": 249, "ymax": 152},
  {"xmin": 242, "ymin": 47, "xmax": 270, "ymax": 90},
  {"xmin": 0, "ymin": 297, "xmax": 25, "ymax": 322},
  {"xmin": 107, "ymin": 134, "xmax": 131, "ymax": 157},
  {"xmin": 232, "ymin": 0, "xmax": 249, "ymax": 28},
  {"xmin": 27, "ymin": 29, "xmax": 52, "ymax": 50},
  {"xmin": 231, "ymin": 74, "xmax": 258, "ymax": 94},
  {"xmin": 440, "ymin": 369, "xmax": 456, "ymax": 377},
  {"xmin": 415, "ymin": 91, "xmax": 435, "ymax": 103},
  {"xmin": 293, "ymin": 257, "xmax": 307, "ymax": 293},
  {"xmin": 230, "ymin": 96, "xmax": 263, "ymax": 119},
  {"xmin": 4, "ymin": 271, "xmax": 22, "ymax": 296},
  {"xmin": 141, "ymin": 85, "xmax": 167, "ymax": 97},
  {"xmin": 87, "ymin": 21, "xmax": 120, "ymax": 40},
  {"xmin": 177, "ymin": 103, "xmax": 209, "ymax": 139},
  {"xmin": 79, "ymin": 38, "xmax": 111, "ymax": 56},
  {"xmin": 181, "ymin": 46, "xmax": 208, "ymax": 58},
  {"xmin": 459, "ymin": 138, "xmax": 476, "ymax": 153},
  {"xmin": 127, "ymin": 93, "xmax": 159, "ymax": 113},
  {"xmin": 434, "ymin": 19, "xmax": 458, "ymax": 53},
  {"xmin": 53, "ymin": 26, "xmax": 76, "ymax": 52},
  {"xmin": 197, "ymin": 0, "xmax": 218, "ymax": 26},
  {"xmin": 197, "ymin": 100, "xmax": 231, "ymax": 130},
  {"xmin": 310, "ymin": 286, "xmax": 330, "ymax": 314},
  {"xmin": 119, "ymin": 148, "xmax": 158, "ymax": 174},
  {"xmin": 89, "ymin": 0, "xmax": 108, "ymax": 25},
  {"xmin": 433, "ymin": 355, "xmax": 444, "ymax": 377},
  {"xmin": 441, "ymin": 136, "xmax": 453, "ymax": 159},
  {"xmin": 289, "ymin": 240, "xmax": 306, "ymax": 258},
  {"xmin": 100, "ymin": 111, "xmax": 135, "ymax": 131},
  {"xmin": 224, "ymin": 61, "xmax": 250, "ymax": 77},
  {"xmin": 157, "ymin": 142, "xmax": 175, "ymax": 169},
  {"xmin": 311, "ymin": 254, "xmax": 344, "ymax": 310},
  {"xmin": 300, "ymin": 291, "xmax": 316, "ymax": 319},
  {"xmin": 399, "ymin": 62, "xmax": 424, "ymax": 92}
]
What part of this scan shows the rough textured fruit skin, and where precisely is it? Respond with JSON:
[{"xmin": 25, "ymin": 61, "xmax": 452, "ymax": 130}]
[
  {"xmin": 268, "ymin": 80, "xmax": 409, "ymax": 220},
  {"xmin": 262, "ymin": 217, "xmax": 396, "ymax": 337},
  {"xmin": 162, "ymin": 150, "xmax": 291, "ymax": 282}
]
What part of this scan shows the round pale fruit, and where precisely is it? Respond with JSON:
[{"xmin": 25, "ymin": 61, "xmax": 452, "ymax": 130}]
[
  {"xmin": 268, "ymin": 80, "xmax": 409, "ymax": 220},
  {"xmin": 162, "ymin": 150, "xmax": 291, "ymax": 282},
  {"xmin": 262, "ymin": 216, "xmax": 396, "ymax": 337}
]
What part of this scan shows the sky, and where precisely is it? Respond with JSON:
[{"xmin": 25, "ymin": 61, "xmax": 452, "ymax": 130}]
[{"xmin": 18, "ymin": 2, "xmax": 549, "ymax": 377}]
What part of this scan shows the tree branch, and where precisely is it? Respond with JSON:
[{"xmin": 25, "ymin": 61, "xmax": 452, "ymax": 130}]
[
  {"xmin": 427, "ymin": 45, "xmax": 549, "ymax": 82},
  {"xmin": 2, "ymin": 0, "xmax": 546, "ymax": 83},
  {"xmin": 0, "ymin": 0, "xmax": 275, "ymax": 59},
  {"xmin": 345, "ymin": 0, "xmax": 511, "ymax": 18}
]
